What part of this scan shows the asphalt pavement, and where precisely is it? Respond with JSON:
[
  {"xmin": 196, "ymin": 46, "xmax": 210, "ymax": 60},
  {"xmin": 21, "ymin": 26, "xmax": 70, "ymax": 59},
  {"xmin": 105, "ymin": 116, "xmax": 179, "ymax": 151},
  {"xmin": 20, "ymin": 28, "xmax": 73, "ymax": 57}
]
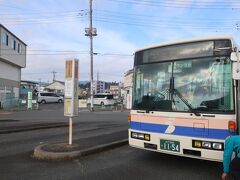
[
  {"xmin": 0, "ymin": 103, "xmax": 223, "ymax": 180},
  {"xmin": 0, "ymin": 103, "xmax": 128, "ymax": 133},
  {"xmin": 0, "ymin": 144, "xmax": 223, "ymax": 180},
  {"xmin": 0, "ymin": 103, "xmax": 128, "ymax": 160}
]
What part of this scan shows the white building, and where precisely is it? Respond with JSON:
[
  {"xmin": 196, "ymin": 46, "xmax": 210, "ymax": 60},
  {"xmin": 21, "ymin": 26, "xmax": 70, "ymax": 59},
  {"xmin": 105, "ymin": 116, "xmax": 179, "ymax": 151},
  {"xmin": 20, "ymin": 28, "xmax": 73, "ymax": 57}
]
[
  {"xmin": 122, "ymin": 69, "xmax": 133, "ymax": 109},
  {"xmin": 109, "ymin": 84, "xmax": 120, "ymax": 98},
  {"xmin": 0, "ymin": 24, "xmax": 27, "ymax": 108},
  {"xmin": 93, "ymin": 81, "xmax": 106, "ymax": 94},
  {"xmin": 44, "ymin": 81, "xmax": 65, "ymax": 95}
]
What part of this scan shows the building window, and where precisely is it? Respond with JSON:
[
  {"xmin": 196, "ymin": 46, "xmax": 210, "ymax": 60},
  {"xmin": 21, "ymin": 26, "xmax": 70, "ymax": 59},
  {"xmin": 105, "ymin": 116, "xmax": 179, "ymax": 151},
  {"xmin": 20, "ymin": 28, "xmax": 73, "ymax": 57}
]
[
  {"xmin": 14, "ymin": 40, "xmax": 16, "ymax": 50},
  {"xmin": 10, "ymin": 38, "xmax": 16, "ymax": 50},
  {"xmin": 18, "ymin": 43, "xmax": 22, "ymax": 53},
  {"xmin": 10, "ymin": 38, "xmax": 14, "ymax": 49},
  {"xmin": 2, "ymin": 31, "xmax": 8, "ymax": 45}
]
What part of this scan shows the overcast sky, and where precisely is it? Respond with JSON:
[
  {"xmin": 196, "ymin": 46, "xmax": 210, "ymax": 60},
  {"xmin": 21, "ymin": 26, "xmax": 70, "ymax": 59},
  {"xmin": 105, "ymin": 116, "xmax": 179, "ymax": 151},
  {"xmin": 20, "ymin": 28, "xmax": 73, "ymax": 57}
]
[{"xmin": 1, "ymin": 0, "xmax": 240, "ymax": 83}]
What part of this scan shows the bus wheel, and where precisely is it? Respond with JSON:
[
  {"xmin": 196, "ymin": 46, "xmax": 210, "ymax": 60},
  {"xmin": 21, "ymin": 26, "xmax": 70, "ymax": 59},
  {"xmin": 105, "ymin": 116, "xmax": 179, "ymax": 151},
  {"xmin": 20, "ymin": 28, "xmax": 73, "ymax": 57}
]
[{"xmin": 100, "ymin": 102, "xmax": 104, "ymax": 106}]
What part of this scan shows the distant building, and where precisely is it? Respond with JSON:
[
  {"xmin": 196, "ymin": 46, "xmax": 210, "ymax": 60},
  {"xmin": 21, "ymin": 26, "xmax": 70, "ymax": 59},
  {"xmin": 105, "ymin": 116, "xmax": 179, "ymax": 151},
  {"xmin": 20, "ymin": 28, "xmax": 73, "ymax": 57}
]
[
  {"xmin": 0, "ymin": 24, "xmax": 27, "ymax": 108},
  {"xmin": 122, "ymin": 69, "xmax": 133, "ymax": 109},
  {"xmin": 109, "ymin": 84, "xmax": 120, "ymax": 98},
  {"xmin": 20, "ymin": 80, "xmax": 38, "ymax": 98},
  {"xmin": 93, "ymin": 81, "xmax": 106, "ymax": 94},
  {"xmin": 44, "ymin": 81, "xmax": 65, "ymax": 95}
]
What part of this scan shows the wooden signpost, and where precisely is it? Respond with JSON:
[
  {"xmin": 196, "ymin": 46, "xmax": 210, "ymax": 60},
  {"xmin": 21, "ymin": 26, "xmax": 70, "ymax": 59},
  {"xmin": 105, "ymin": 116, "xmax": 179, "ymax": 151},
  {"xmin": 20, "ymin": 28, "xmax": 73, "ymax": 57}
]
[{"xmin": 64, "ymin": 59, "xmax": 79, "ymax": 145}]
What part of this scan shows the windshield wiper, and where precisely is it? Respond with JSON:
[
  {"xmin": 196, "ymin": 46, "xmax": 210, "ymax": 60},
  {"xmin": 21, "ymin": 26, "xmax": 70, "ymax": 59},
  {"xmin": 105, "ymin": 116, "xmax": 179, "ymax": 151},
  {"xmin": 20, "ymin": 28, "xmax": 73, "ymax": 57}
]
[
  {"xmin": 174, "ymin": 89, "xmax": 201, "ymax": 116},
  {"xmin": 169, "ymin": 77, "xmax": 200, "ymax": 116}
]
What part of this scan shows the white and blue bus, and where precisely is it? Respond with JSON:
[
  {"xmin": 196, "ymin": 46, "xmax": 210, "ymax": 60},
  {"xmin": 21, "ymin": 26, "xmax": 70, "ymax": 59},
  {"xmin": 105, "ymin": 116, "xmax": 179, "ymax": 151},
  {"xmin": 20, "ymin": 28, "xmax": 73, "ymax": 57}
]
[{"xmin": 129, "ymin": 36, "xmax": 240, "ymax": 161}]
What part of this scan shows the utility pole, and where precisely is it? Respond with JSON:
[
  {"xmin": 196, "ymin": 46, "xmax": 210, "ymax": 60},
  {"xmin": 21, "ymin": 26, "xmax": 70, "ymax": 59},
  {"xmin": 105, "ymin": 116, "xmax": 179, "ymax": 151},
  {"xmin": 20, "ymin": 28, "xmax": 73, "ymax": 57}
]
[
  {"xmin": 97, "ymin": 71, "xmax": 99, "ymax": 93},
  {"xmin": 85, "ymin": 0, "xmax": 97, "ymax": 112},
  {"xmin": 38, "ymin": 78, "xmax": 42, "ymax": 88},
  {"xmin": 51, "ymin": 71, "xmax": 57, "ymax": 82}
]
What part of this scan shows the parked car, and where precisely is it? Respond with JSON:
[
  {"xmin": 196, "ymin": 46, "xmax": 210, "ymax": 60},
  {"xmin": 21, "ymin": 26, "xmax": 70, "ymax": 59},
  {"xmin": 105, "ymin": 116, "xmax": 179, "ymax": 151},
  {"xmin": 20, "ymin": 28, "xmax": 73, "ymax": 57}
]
[
  {"xmin": 88, "ymin": 94, "xmax": 116, "ymax": 106},
  {"xmin": 37, "ymin": 92, "xmax": 63, "ymax": 104}
]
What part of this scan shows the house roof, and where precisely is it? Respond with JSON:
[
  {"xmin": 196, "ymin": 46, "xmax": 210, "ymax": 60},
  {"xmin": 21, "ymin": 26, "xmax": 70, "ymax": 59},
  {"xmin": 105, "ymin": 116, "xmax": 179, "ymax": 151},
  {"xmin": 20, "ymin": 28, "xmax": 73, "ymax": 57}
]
[
  {"xmin": 45, "ymin": 80, "xmax": 65, "ymax": 87},
  {"xmin": 21, "ymin": 80, "xmax": 38, "ymax": 85}
]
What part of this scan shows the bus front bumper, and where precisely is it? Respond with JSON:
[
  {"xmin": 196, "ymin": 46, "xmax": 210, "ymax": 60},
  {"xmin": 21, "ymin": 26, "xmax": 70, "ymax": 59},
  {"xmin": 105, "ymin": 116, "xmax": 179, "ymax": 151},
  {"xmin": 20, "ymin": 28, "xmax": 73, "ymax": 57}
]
[{"xmin": 128, "ymin": 129, "xmax": 224, "ymax": 162}]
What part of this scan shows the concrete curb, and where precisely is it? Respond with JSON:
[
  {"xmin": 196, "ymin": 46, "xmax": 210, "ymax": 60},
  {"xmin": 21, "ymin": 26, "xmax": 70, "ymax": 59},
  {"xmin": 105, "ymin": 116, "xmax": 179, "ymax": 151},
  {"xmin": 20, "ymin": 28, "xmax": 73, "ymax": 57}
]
[
  {"xmin": 0, "ymin": 123, "xmax": 68, "ymax": 134},
  {"xmin": 0, "ymin": 111, "xmax": 12, "ymax": 115},
  {"xmin": 33, "ymin": 139, "xmax": 128, "ymax": 161}
]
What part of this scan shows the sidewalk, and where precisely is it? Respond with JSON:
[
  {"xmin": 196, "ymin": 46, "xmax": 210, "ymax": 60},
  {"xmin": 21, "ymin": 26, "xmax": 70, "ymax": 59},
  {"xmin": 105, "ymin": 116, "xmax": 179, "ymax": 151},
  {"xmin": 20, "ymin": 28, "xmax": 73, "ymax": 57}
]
[
  {"xmin": 33, "ymin": 130, "xmax": 128, "ymax": 160},
  {"xmin": 0, "ymin": 110, "xmax": 12, "ymax": 115}
]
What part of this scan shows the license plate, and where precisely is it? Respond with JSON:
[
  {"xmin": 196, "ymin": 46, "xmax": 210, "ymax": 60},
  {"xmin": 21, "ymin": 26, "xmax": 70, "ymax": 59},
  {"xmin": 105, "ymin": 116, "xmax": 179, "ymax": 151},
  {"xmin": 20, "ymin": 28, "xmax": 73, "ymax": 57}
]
[{"xmin": 160, "ymin": 139, "xmax": 180, "ymax": 152}]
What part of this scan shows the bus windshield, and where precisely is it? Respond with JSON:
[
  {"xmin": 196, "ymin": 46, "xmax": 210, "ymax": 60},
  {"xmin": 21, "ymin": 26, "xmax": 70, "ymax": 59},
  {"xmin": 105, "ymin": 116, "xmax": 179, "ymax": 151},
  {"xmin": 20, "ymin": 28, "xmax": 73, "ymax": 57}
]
[{"xmin": 133, "ymin": 56, "xmax": 234, "ymax": 113}]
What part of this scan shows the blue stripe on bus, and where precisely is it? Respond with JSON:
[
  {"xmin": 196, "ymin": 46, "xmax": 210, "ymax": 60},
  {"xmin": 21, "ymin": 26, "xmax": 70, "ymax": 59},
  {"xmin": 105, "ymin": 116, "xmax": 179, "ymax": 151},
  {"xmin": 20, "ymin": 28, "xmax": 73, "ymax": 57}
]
[{"xmin": 130, "ymin": 121, "xmax": 234, "ymax": 140}]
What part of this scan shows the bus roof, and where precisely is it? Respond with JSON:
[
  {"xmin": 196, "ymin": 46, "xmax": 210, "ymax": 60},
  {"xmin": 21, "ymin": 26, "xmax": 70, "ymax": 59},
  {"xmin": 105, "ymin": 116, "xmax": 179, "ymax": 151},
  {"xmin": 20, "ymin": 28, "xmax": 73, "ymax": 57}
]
[{"xmin": 135, "ymin": 36, "xmax": 236, "ymax": 53}]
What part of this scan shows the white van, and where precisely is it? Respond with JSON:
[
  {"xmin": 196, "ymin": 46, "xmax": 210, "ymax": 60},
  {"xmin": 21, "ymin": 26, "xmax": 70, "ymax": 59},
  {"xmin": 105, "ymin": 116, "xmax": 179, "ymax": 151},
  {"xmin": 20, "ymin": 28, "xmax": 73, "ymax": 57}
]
[
  {"xmin": 91, "ymin": 94, "xmax": 116, "ymax": 106},
  {"xmin": 37, "ymin": 92, "xmax": 63, "ymax": 104}
]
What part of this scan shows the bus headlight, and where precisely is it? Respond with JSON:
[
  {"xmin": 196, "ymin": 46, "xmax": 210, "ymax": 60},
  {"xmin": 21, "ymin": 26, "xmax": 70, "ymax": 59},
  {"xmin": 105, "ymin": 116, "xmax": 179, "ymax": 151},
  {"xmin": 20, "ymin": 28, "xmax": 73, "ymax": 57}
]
[
  {"xmin": 131, "ymin": 132, "xmax": 150, "ymax": 141},
  {"xmin": 192, "ymin": 140, "xmax": 223, "ymax": 151},
  {"xmin": 202, "ymin": 142, "xmax": 211, "ymax": 149},
  {"xmin": 138, "ymin": 134, "xmax": 144, "ymax": 139},
  {"xmin": 131, "ymin": 132, "xmax": 138, "ymax": 138},
  {"xmin": 212, "ymin": 143, "xmax": 223, "ymax": 150}
]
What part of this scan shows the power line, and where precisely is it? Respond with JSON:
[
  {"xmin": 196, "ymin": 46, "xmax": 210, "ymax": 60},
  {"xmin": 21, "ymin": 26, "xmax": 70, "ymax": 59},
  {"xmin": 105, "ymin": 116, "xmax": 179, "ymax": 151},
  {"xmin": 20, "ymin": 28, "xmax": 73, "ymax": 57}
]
[
  {"xmin": 0, "ymin": 9, "xmax": 88, "ymax": 16},
  {"xmin": 1, "ymin": 6, "xmax": 237, "ymax": 28},
  {"xmin": 0, "ymin": 3, "xmax": 39, "ymax": 11},
  {"xmin": 95, "ymin": 9, "xmax": 240, "ymax": 23},
  {"xmin": 124, "ymin": 0, "xmax": 240, "ymax": 6},
  {"xmin": 94, "ymin": 18, "xmax": 236, "ymax": 30},
  {"xmin": 100, "ymin": 53, "xmax": 133, "ymax": 56},
  {"xmin": 95, "ymin": 14, "xmax": 238, "ymax": 27},
  {"xmin": 1, "ymin": 51, "xmax": 133, "ymax": 56},
  {"xmin": 0, "ymin": 17, "xmax": 86, "ymax": 25},
  {"xmin": 105, "ymin": 0, "xmax": 240, "ymax": 9},
  {"xmin": 0, "ymin": 53, "xmax": 89, "ymax": 55},
  {"xmin": 0, "ymin": 10, "xmax": 88, "ymax": 25},
  {"xmin": 1, "ymin": 49, "xmax": 89, "ymax": 52},
  {"xmin": 0, "ymin": 12, "xmax": 86, "ymax": 20}
]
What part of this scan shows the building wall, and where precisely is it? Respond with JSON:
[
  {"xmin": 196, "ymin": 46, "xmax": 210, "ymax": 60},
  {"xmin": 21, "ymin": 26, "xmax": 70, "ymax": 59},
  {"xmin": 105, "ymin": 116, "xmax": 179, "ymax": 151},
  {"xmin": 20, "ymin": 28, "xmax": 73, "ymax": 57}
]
[
  {"xmin": 0, "ymin": 61, "xmax": 20, "ymax": 102},
  {"xmin": 0, "ymin": 25, "xmax": 26, "ymax": 108},
  {"xmin": 109, "ymin": 85, "xmax": 120, "ymax": 98},
  {"xmin": 123, "ymin": 70, "xmax": 133, "ymax": 89},
  {"xmin": 123, "ymin": 69, "xmax": 133, "ymax": 109},
  {"xmin": 0, "ymin": 26, "xmax": 26, "ymax": 68},
  {"xmin": 93, "ymin": 81, "xmax": 106, "ymax": 94},
  {"xmin": 0, "ymin": 60, "xmax": 20, "ymax": 82}
]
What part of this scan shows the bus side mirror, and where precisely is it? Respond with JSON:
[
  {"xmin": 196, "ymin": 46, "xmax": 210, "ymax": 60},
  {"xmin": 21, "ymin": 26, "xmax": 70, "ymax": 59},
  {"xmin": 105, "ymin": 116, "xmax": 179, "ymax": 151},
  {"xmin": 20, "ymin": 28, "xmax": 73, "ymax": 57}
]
[
  {"xmin": 231, "ymin": 52, "xmax": 238, "ymax": 61},
  {"xmin": 231, "ymin": 52, "xmax": 240, "ymax": 80},
  {"xmin": 232, "ymin": 62, "xmax": 240, "ymax": 80}
]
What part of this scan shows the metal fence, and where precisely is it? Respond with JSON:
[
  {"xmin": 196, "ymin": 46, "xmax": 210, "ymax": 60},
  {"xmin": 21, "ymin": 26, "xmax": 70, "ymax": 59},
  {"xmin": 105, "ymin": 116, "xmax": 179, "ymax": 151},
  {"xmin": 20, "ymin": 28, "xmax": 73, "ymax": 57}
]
[
  {"xmin": 78, "ymin": 103, "xmax": 125, "ymax": 112},
  {"xmin": 1, "ymin": 97, "xmax": 39, "ymax": 111}
]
